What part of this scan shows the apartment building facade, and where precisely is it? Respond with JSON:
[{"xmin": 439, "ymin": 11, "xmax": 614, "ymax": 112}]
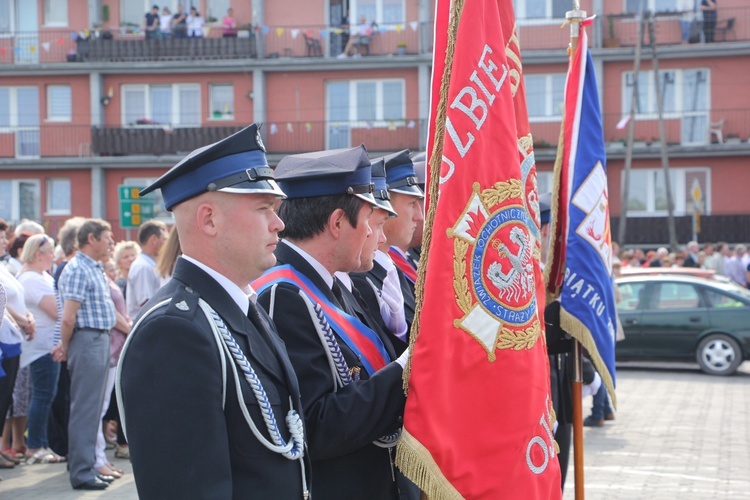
[{"xmin": 1, "ymin": 0, "xmax": 748, "ymax": 245}]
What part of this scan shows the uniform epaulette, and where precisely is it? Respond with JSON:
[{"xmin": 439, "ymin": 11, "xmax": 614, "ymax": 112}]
[{"xmin": 163, "ymin": 285, "xmax": 201, "ymax": 320}]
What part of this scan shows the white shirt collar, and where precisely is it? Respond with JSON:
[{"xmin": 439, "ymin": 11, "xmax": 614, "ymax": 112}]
[
  {"xmin": 374, "ymin": 249, "xmax": 394, "ymax": 270},
  {"xmin": 389, "ymin": 246, "xmax": 409, "ymax": 259},
  {"xmin": 283, "ymin": 240, "xmax": 334, "ymax": 289},
  {"xmin": 334, "ymin": 272, "xmax": 352, "ymax": 291},
  {"xmin": 181, "ymin": 255, "xmax": 256, "ymax": 312}
]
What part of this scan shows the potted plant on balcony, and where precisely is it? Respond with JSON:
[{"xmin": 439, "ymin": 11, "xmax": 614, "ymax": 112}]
[
  {"xmin": 396, "ymin": 42, "xmax": 407, "ymax": 55},
  {"xmin": 604, "ymin": 15, "xmax": 620, "ymax": 48}
]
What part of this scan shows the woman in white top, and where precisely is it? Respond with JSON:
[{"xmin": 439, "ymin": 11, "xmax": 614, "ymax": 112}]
[
  {"xmin": 0, "ymin": 220, "xmax": 30, "ymax": 468},
  {"xmin": 17, "ymin": 234, "xmax": 65, "ymax": 463},
  {"xmin": 159, "ymin": 7, "xmax": 173, "ymax": 38},
  {"xmin": 0, "ymin": 230, "xmax": 35, "ymax": 461}
]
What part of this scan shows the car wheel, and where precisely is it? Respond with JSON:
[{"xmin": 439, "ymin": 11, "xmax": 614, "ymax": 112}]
[{"xmin": 696, "ymin": 334, "xmax": 742, "ymax": 376}]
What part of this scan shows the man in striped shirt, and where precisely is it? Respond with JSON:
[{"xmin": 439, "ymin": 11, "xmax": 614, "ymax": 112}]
[{"xmin": 52, "ymin": 219, "xmax": 116, "ymax": 491}]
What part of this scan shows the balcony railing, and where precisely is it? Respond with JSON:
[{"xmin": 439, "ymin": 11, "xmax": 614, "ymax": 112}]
[
  {"xmin": 0, "ymin": 6, "xmax": 746, "ymax": 66},
  {"xmin": 528, "ymin": 108, "xmax": 750, "ymax": 152},
  {"xmin": 0, "ymin": 121, "xmax": 427, "ymax": 159},
  {"xmin": 605, "ymin": 6, "xmax": 748, "ymax": 48},
  {"xmin": 0, "ymin": 21, "xmax": 432, "ymax": 65}
]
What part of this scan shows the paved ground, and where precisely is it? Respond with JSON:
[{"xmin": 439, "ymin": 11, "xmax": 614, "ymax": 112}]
[
  {"xmin": 2, "ymin": 361, "xmax": 748, "ymax": 498},
  {"xmin": 564, "ymin": 360, "xmax": 750, "ymax": 500}
]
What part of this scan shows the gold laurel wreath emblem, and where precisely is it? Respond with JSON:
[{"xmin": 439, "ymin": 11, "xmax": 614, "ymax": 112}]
[{"xmin": 452, "ymin": 186, "xmax": 542, "ymax": 353}]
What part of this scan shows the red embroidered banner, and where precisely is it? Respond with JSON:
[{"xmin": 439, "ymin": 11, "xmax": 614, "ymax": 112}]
[{"xmin": 395, "ymin": 0, "xmax": 561, "ymax": 498}]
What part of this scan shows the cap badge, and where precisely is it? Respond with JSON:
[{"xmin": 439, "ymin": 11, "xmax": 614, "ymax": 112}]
[{"xmin": 256, "ymin": 130, "xmax": 266, "ymax": 152}]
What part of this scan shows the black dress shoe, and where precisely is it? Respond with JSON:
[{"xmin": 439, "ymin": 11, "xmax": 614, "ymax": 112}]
[
  {"xmin": 73, "ymin": 477, "xmax": 110, "ymax": 490},
  {"xmin": 96, "ymin": 473, "xmax": 116, "ymax": 483}
]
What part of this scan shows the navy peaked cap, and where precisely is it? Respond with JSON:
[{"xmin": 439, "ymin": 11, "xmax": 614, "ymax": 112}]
[
  {"xmin": 383, "ymin": 149, "xmax": 424, "ymax": 198},
  {"xmin": 369, "ymin": 158, "xmax": 397, "ymax": 217},
  {"xmin": 539, "ymin": 191, "xmax": 552, "ymax": 226},
  {"xmin": 139, "ymin": 124, "xmax": 284, "ymax": 210},
  {"xmin": 275, "ymin": 146, "xmax": 377, "ymax": 207},
  {"xmin": 410, "ymin": 151, "xmax": 426, "ymax": 189}
]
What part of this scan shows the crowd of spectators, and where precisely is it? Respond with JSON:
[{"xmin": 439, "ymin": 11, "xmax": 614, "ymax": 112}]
[
  {"xmin": 614, "ymin": 240, "xmax": 750, "ymax": 288},
  {"xmin": 0, "ymin": 216, "xmax": 179, "ymax": 488}
]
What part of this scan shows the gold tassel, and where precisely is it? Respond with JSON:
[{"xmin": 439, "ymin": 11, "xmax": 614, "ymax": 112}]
[{"xmin": 560, "ymin": 308, "xmax": 617, "ymax": 409}]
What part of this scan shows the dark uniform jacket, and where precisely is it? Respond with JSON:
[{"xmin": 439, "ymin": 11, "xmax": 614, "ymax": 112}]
[
  {"xmin": 258, "ymin": 241, "xmax": 405, "ymax": 500},
  {"xmin": 119, "ymin": 258, "xmax": 310, "ymax": 499},
  {"xmin": 351, "ymin": 262, "xmax": 409, "ymax": 355}
]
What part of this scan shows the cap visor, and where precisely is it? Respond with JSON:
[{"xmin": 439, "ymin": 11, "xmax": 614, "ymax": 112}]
[
  {"xmin": 375, "ymin": 199, "xmax": 398, "ymax": 217},
  {"xmin": 354, "ymin": 192, "xmax": 379, "ymax": 208},
  {"xmin": 219, "ymin": 179, "xmax": 287, "ymax": 198},
  {"xmin": 389, "ymin": 185, "xmax": 425, "ymax": 198}
]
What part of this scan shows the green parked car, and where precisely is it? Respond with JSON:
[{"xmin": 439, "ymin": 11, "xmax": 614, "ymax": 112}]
[{"xmin": 616, "ymin": 274, "xmax": 750, "ymax": 375}]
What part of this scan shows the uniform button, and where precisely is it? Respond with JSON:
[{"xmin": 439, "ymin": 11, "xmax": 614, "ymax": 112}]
[
  {"xmin": 185, "ymin": 287, "xmax": 194, "ymax": 293},
  {"xmin": 398, "ymin": 416, "xmax": 403, "ymax": 423}
]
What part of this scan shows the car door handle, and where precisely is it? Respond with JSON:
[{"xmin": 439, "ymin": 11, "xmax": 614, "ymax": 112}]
[
  {"xmin": 689, "ymin": 316, "xmax": 702, "ymax": 322},
  {"xmin": 625, "ymin": 318, "xmax": 638, "ymax": 325}
]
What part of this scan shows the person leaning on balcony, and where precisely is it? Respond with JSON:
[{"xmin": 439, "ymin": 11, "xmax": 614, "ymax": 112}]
[
  {"xmin": 143, "ymin": 5, "xmax": 160, "ymax": 40},
  {"xmin": 222, "ymin": 8, "xmax": 238, "ymax": 38},
  {"xmin": 172, "ymin": 4, "xmax": 188, "ymax": 39},
  {"xmin": 159, "ymin": 7, "xmax": 173, "ymax": 39},
  {"xmin": 701, "ymin": 0, "xmax": 718, "ymax": 43},
  {"xmin": 187, "ymin": 7, "xmax": 205, "ymax": 38}
]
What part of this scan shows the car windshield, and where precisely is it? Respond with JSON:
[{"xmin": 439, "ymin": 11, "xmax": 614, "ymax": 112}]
[{"xmin": 720, "ymin": 281, "xmax": 750, "ymax": 301}]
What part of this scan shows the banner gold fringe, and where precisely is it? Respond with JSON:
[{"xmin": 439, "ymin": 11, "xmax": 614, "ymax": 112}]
[
  {"xmin": 395, "ymin": 429, "xmax": 465, "ymax": 500},
  {"xmin": 402, "ymin": 0, "xmax": 466, "ymax": 391},
  {"xmin": 542, "ymin": 84, "xmax": 567, "ymax": 307},
  {"xmin": 559, "ymin": 308, "xmax": 617, "ymax": 409}
]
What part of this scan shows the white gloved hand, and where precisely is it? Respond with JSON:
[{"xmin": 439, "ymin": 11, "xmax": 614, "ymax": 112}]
[
  {"xmin": 581, "ymin": 372, "xmax": 602, "ymax": 398},
  {"xmin": 395, "ymin": 347, "xmax": 410, "ymax": 369},
  {"xmin": 380, "ymin": 266, "xmax": 407, "ymax": 339}
]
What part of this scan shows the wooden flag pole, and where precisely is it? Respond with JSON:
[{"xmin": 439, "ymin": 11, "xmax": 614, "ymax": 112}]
[{"xmin": 564, "ymin": 7, "xmax": 586, "ymax": 500}]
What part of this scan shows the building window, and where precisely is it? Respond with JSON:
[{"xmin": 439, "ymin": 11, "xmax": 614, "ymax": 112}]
[
  {"xmin": 352, "ymin": 0, "xmax": 405, "ymax": 24},
  {"xmin": 536, "ymin": 171, "xmax": 553, "ymax": 196},
  {"xmin": 46, "ymin": 178, "xmax": 71, "ymax": 215},
  {"xmin": 623, "ymin": 167, "xmax": 709, "ymax": 216},
  {"xmin": 206, "ymin": 0, "xmax": 231, "ymax": 23},
  {"xmin": 513, "ymin": 0, "xmax": 568, "ymax": 20},
  {"xmin": 47, "ymin": 85, "xmax": 72, "ymax": 122},
  {"xmin": 0, "ymin": 86, "xmax": 40, "ymax": 158},
  {"xmin": 525, "ymin": 74, "xmax": 565, "ymax": 120},
  {"xmin": 0, "ymin": 0, "xmax": 11, "ymax": 32},
  {"xmin": 122, "ymin": 84, "xmax": 201, "ymax": 127},
  {"xmin": 623, "ymin": 68, "xmax": 709, "ymax": 145},
  {"xmin": 327, "ymin": 79, "xmax": 405, "ymax": 125},
  {"xmin": 625, "ymin": 0, "xmax": 681, "ymax": 14},
  {"xmin": 44, "ymin": 0, "xmax": 68, "ymax": 26},
  {"xmin": 0, "ymin": 179, "xmax": 40, "ymax": 222},
  {"xmin": 209, "ymin": 84, "xmax": 234, "ymax": 120}
]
